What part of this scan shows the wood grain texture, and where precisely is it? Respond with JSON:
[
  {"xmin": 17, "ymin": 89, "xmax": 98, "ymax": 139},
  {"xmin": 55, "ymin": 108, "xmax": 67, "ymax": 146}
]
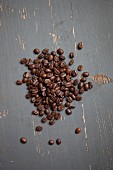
[{"xmin": 0, "ymin": 0, "xmax": 113, "ymax": 170}]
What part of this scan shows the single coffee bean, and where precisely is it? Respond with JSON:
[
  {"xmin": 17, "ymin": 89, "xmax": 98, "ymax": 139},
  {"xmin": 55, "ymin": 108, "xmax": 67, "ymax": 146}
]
[
  {"xmin": 57, "ymin": 48, "xmax": 64, "ymax": 55},
  {"xmin": 75, "ymin": 128, "xmax": 81, "ymax": 134},
  {"xmin": 65, "ymin": 102, "xmax": 70, "ymax": 107},
  {"xmin": 66, "ymin": 108, "xmax": 72, "ymax": 115},
  {"xmin": 56, "ymin": 139, "xmax": 61, "ymax": 145},
  {"xmin": 84, "ymin": 83, "xmax": 89, "ymax": 91},
  {"xmin": 77, "ymin": 65, "xmax": 83, "ymax": 71},
  {"xmin": 51, "ymin": 51, "xmax": 56, "ymax": 56},
  {"xmin": 42, "ymin": 48, "xmax": 49, "ymax": 54},
  {"xmin": 39, "ymin": 110, "xmax": 44, "ymax": 116},
  {"xmin": 82, "ymin": 72, "xmax": 89, "ymax": 77},
  {"xmin": 16, "ymin": 80, "xmax": 23, "ymax": 85},
  {"xmin": 48, "ymin": 140, "xmax": 54, "ymax": 145},
  {"xmin": 73, "ymin": 79, "xmax": 79, "ymax": 86},
  {"xmin": 48, "ymin": 55, "xmax": 53, "ymax": 61},
  {"xmin": 88, "ymin": 82, "xmax": 93, "ymax": 89},
  {"xmin": 80, "ymin": 77, "xmax": 87, "ymax": 82},
  {"xmin": 25, "ymin": 93, "xmax": 31, "ymax": 99},
  {"xmin": 78, "ymin": 42, "xmax": 84, "ymax": 49},
  {"xmin": 78, "ymin": 82, "xmax": 84, "ymax": 89},
  {"xmin": 34, "ymin": 58, "xmax": 40, "ymax": 64},
  {"xmin": 44, "ymin": 109, "xmax": 50, "ymax": 115},
  {"xmin": 38, "ymin": 54, "xmax": 44, "ymax": 59},
  {"xmin": 32, "ymin": 110, "xmax": 38, "ymax": 115},
  {"xmin": 20, "ymin": 58, "xmax": 27, "ymax": 64},
  {"xmin": 71, "ymin": 70, "xmax": 77, "ymax": 77},
  {"xmin": 41, "ymin": 117, "xmax": 47, "ymax": 123},
  {"xmin": 59, "ymin": 55, "xmax": 65, "ymax": 60},
  {"xmin": 69, "ymin": 52, "xmax": 74, "ymax": 58},
  {"xmin": 54, "ymin": 113, "xmax": 61, "ymax": 120},
  {"xmin": 66, "ymin": 97, "xmax": 73, "ymax": 103},
  {"xmin": 79, "ymin": 87, "xmax": 84, "ymax": 94},
  {"xmin": 69, "ymin": 59, "xmax": 74, "ymax": 66},
  {"xmin": 68, "ymin": 106, "xmax": 75, "ymax": 109},
  {"xmin": 47, "ymin": 115, "xmax": 53, "ymax": 120},
  {"xmin": 76, "ymin": 96, "xmax": 82, "ymax": 101},
  {"xmin": 20, "ymin": 137, "xmax": 27, "ymax": 144},
  {"xmin": 35, "ymin": 126, "xmax": 43, "ymax": 131},
  {"xmin": 33, "ymin": 48, "xmax": 40, "ymax": 54},
  {"xmin": 49, "ymin": 120, "xmax": 55, "ymax": 125},
  {"xmin": 22, "ymin": 78, "xmax": 28, "ymax": 83}
]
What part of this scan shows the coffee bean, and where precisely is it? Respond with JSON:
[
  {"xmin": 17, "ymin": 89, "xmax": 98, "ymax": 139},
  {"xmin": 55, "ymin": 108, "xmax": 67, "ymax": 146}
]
[
  {"xmin": 20, "ymin": 58, "xmax": 27, "ymax": 64},
  {"xmin": 78, "ymin": 82, "xmax": 84, "ymax": 89},
  {"xmin": 32, "ymin": 110, "xmax": 38, "ymax": 115},
  {"xmin": 54, "ymin": 113, "xmax": 61, "ymax": 120},
  {"xmin": 73, "ymin": 79, "xmax": 79, "ymax": 86},
  {"xmin": 48, "ymin": 140, "xmax": 54, "ymax": 145},
  {"xmin": 47, "ymin": 115, "xmax": 53, "ymax": 120},
  {"xmin": 59, "ymin": 55, "xmax": 65, "ymax": 60},
  {"xmin": 48, "ymin": 55, "xmax": 53, "ymax": 61},
  {"xmin": 69, "ymin": 59, "xmax": 74, "ymax": 66},
  {"xmin": 75, "ymin": 128, "xmax": 81, "ymax": 134},
  {"xmin": 82, "ymin": 72, "xmax": 89, "ymax": 77},
  {"xmin": 80, "ymin": 77, "xmax": 87, "ymax": 82},
  {"xmin": 66, "ymin": 97, "xmax": 73, "ymax": 103},
  {"xmin": 79, "ymin": 87, "xmax": 84, "ymax": 94},
  {"xmin": 20, "ymin": 137, "xmax": 27, "ymax": 144},
  {"xmin": 65, "ymin": 102, "xmax": 70, "ymax": 107},
  {"xmin": 56, "ymin": 139, "xmax": 61, "ymax": 145},
  {"xmin": 33, "ymin": 48, "xmax": 40, "ymax": 54},
  {"xmin": 66, "ymin": 108, "xmax": 72, "ymax": 115},
  {"xmin": 78, "ymin": 42, "xmax": 84, "ymax": 49},
  {"xmin": 69, "ymin": 52, "xmax": 74, "ymax": 58},
  {"xmin": 49, "ymin": 120, "xmax": 55, "ymax": 125},
  {"xmin": 68, "ymin": 106, "xmax": 75, "ymax": 109},
  {"xmin": 57, "ymin": 48, "xmax": 64, "ymax": 55},
  {"xmin": 39, "ymin": 110, "xmax": 44, "ymax": 116},
  {"xmin": 84, "ymin": 83, "xmax": 89, "ymax": 91},
  {"xmin": 16, "ymin": 80, "xmax": 23, "ymax": 85},
  {"xmin": 77, "ymin": 65, "xmax": 83, "ymax": 71},
  {"xmin": 76, "ymin": 96, "xmax": 82, "ymax": 101},
  {"xmin": 71, "ymin": 70, "xmax": 77, "ymax": 77},
  {"xmin": 38, "ymin": 54, "xmax": 44, "ymax": 59},
  {"xmin": 26, "ymin": 93, "xmax": 31, "ymax": 99},
  {"xmin": 34, "ymin": 58, "xmax": 40, "ymax": 64},
  {"xmin": 88, "ymin": 82, "xmax": 93, "ymax": 89},
  {"xmin": 35, "ymin": 126, "xmax": 43, "ymax": 131},
  {"xmin": 42, "ymin": 48, "xmax": 49, "ymax": 54},
  {"xmin": 44, "ymin": 109, "xmax": 50, "ymax": 115},
  {"xmin": 41, "ymin": 117, "xmax": 47, "ymax": 123},
  {"xmin": 51, "ymin": 51, "xmax": 56, "ymax": 56}
]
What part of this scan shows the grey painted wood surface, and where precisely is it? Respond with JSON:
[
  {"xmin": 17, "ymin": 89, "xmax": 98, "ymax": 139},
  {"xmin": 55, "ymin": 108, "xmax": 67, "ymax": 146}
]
[{"xmin": 0, "ymin": 0, "xmax": 113, "ymax": 170}]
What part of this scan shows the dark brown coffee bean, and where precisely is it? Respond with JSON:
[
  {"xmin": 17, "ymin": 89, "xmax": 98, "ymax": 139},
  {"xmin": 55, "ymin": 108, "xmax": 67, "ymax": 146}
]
[
  {"xmin": 82, "ymin": 72, "xmax": 89, "ymax": 77},
  {"xmin": 77, "ymin": 65, "xmax": 83, "ymax": 71},
  {"xmin": 74, "ymin": 90, "xmax": 79, "ymax": 96},
  {"xmin": 51, "ymin": 111, "xmax": 56, "ymax": 116},
  {"xmin": 44, "ymin": 109, "xmax": 50, "ymax": 115},
  {"xmin": 48, "ymin": 140, "xmax": 54, "ymax": 145},
  {"xmin": 69, "ymin": 52, "xmax": 74, "ymax": 58},
  {"xmin": 73, "ymin": 79, "xmax": 79, "ymax": 86},
  {"xmin": 78, "ymin": 82, "xmax": 84, "ymax": 89},
  {"xmin": 69, "ymin": 59, "xmax": 74, "ymax": 66},
  {"xmin": 23, "ymin": 72, "xmax": 31, "ymax": 78},
  {"xmin": 80, "ymin": 77, "xmax": 87, "ymax": 82},
  {"xmin": 71, "ymin": 94, "xmax": 76, "ymax": 100},
  {"xmin": 88, "ymin": 82, "xmax": 93, "ymax": 89},
  {"xmin": 31, "ymin": 97, "xmax": 36, "ymax": 103},
  {"xmin": 41, "ymin": 117, "xmax": 47, "ymax": 123},
  {"xmin": 39, "ymin": 111, "xmax": 44, "ymax": 116},
  {"xmin": 47, "ymin": 115, "xmax": 53, "ymax": 120},
  {"xmin": 49, "ymin": 120, "xmax": 55, "ymax": 125},
  {"xmin": 78, "ymin": 42, "xmax": 84, "ymax": 49},
  {"xmin": 48, "ymin": 55, "xmax": 53, "ymax": 61},
  {"xmin": 65, "ymin": 82, "xmax": 72, "ymax": 88},
  {"xmin": 84, "ymin": 83, "xmax": 89, "ymax": 91},
  {"xmin": 59, "ymin": 55, "xmax": 65, "ymax": 60},
  {"xmin": 54, "ymin": 113, "xmax": 61, "ymax": 120},
  {"xmin": 20, "ymin": 137, "xmax": 27, "ymax": 144},
  {"xmin": 66, "ymin": 68, "xmax": 72, "ymax": 75},
  {"xmin": 56, "ymin": 139, "xmax": 61, "ymax": 145},
  {"xmin": 69, "ymin": 87, "xmax": 75, "ymax": 93},
  {"xmin": 75, "ymin": 128, "xmax": 81, "ymax": 134},
  {"xmin": 35, "ymin": 126, "xmax": 43, "ymax": 131},
  {"xmin": 76, "ymin": 96, "xmax": 82, "ymax": 101},
  {"xmin": 79, "ymin": 87, "xmax": 84, "ymax": 94},
  {"xmin": 42, "ymin": 48, "xmax": 49, "ymax": 54},
  {"xmin": 33, "ymin": 48, "xmax": 40, "ymax": 54},
  {"xmin": 71, "ymin": 70, "xmax": 77, "ymax": 77},
  {"xmin": 57, "ymin": 105, "xmax": 64, "ymax": 111},
  {"xmin": 38, "ymin": 54, "xmax": 44, "ymax": 59},
  {"xmin": 20, "ymin": 58, "xmax": 27, "ymax": 64},
  {"xmin": 51, "ymin": 51, "xmax": 56, "ymax": 56},
  {"xmin": 66, "ymin": 97, "xmax": 73, "ymax": 103},
  {"xmin": 26, "ymin": 93, "xmax": 31, "ymax": 99},
  {"xmin": 57, "ymin": 48, "xmax": 64, "ymax": 55},
  {"xmin": 34, "ymin": 58, "xmax": 40, "ymax": 64},
  {"xmin": 22, "ymin": 78, "xmax": 28, "ymax": 83},
  {"xmin": 65, "ymin": 102, "xmax": 70, "ymax": 107},
  {"xmin": 68, "ymin": 106, "xmax": 75, "ymax": 109},
  {"xmin": 66, "ymin": 108, "xmax": 72, "ymax": 115},
  {"xmin": 32, "ymin": 110, "xmax": 39, "ymax": 115},
  {"xmin": 16, "ymin": 80, "xmax": 23, "ymax": 85}
]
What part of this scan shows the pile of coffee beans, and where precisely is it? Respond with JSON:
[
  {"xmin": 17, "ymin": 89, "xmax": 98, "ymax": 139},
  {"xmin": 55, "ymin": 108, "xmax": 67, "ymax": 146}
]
[{"xmin": 17, "ymin": 46, "xmax": 93, "ymax": 145}]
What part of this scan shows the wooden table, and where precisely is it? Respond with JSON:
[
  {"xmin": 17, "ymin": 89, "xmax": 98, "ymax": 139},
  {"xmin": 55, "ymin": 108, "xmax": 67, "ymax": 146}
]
[{"xmin": 0, "ymin": 0, "xmax": 113, "ymax": 169}]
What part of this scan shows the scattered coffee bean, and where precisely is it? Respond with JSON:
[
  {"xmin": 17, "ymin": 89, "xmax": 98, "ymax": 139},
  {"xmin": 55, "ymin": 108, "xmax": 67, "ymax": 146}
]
[
  {"xmin": 77, "ymin": 65, "xmax": 83, "ymax": 71},
  {"xmin": 35, "ymin": 126, "xmax": 43, "ymax": 131},
  {"xmin": 16, "ymin": 80, "xmax": 23, "ymax": 85},
  {"xmin": 73, "ymin": 79, "xmax": 79, "ymax": 86},
  {"xmin": 84, "ymin": 83, "xmax": 89, "ymax": 91},
  {"xmin": 20, "ymin": 137, "xmax": 27, "ymax": 144},
  {"xmin": 32, "ymin": 110, "xmax": 39, "ymax": 115},
  {"xmin": 56, "ymin": 139, "xmax": 61, "ymax": 145},
  {"xmin": 82, "ymin": 72, "xmax": 89, "ymax": 77},
  {"xmin": 79, "ymin": 87, "xmax": 84, "ymax": 94},
  {"xmin": 80, "ymin": 77, "xmax": 87, "ymax": 82},
  {"xmin": 20, "ymin": 58, "xmax": 27, "ymax": 64},
  {"xmin": 66, "ymin": 108, "xmax": 72, "ymax": 115},
  {"xmin": 78, "ymin": 42, "xmax": 84, "ymax": 49},
  {"xmin": 57, "ymin": 48, "xmax": 64, "ymax": 55},
  {"xmin": 69, "ymin": 59, "xmax": 74, "ymax": 66},
  {"xmin": 49, "ymin": 120, "xmax": 55, "ymax": 125},
  {"xmin": 75, "ymin": 128, "xmax": 81, "ymax": 134},
  {"xmin": 88, "ymin": 82, "xmax": 93, "ymax": 89},
  {"xmin": 48, "ymin": 140, "xmax": 54, "ymax": 145},
  {"xmin": 69, "ymin": 52, "xmax": 74, "ymax": 58},
  {"xmin": 78, "ymin": 82, "xmax": 84, "ymax": 89},
  {"xmin": 76, "ymin": 96, "xmax": 82, "ymax": 101},
  {"xmin": 33, "ymin": 48, "xmax": 40, "ymax": 54},
  {"xmin": 41, "ymin": 117, "xmax": 47, "ymax": 123},
  {"xmin": 51, "ymin": 51, "xmax": 56, "ymax": 56},
  {"xmin": 42, "ymin": 48, "xmax": 49, "ymax": 54},
  {"xmin": 68, "ymin": 106, "xmax": 75, "ymax": 109}
]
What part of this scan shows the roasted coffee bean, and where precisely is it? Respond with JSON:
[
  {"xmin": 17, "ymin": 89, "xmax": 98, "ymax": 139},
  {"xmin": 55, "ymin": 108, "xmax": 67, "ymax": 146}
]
[
  {"xmin": 65, "ymin": 75, "xmax": 71, "ymax": 82},
  {"xmin": 34, "ymin": 58, "xmax": 40, "ymax": 64},
  {"xmin": 75, "ymin": 128, "xmax": 81, "ymax": 134},
  {"xmin": 77, "ymin": 65, "xmax": 83, "ymax": 71},
  {"xmin": 57, "ymin": 105, "xmax": 64, "ymax": 111},
  {"xmin": 64, "ymin": 91, "xmax": 69, "ymax": 97},
  {"xmin": 56, "ymin": 139, "xmax": 61, "ymax": 145},
  {"xmin": 76, "ymin": 96, "xmax": 82, "ymax": 101},
  {"xmin": 32, "ymin": 110, "xmax": 39, "ymax": 115},
  {"xmin": 26, "ymin": 93, "xmax": 31, "ymax": 99},
  {"xmin": 23, "ymin": 72, "xmax": 31, "ymax": 78},
  {"xmin": 79, "ymin": 87, "xmax": 84, "ymax": 94},
  {"xmin": 44, "ymin": 109, "xmax": 50, "ymax": 115},
  {"xmin": 69, "ymin": 52, "xmax": 74, "ymax": 58},
  {"xmin": 78, "ymin": 42, "xmax": 84, "ymax": 49},
  {"xmin": 38, "ymin": 54, "xmax": 44, "ymax": 59},
  {"xmin": 65, "ymin": 102, "xmax": 70, "ymax": 107},
  {"xmin": 42, "ymin": 48, "xmax": 49, "ymax": 54},
  {"xmin": 51, "ymin": 51, "xmax": 56, "ymax": 56},
  {"xmin": 78, "ymin": 82, "xmax": 84, "ymax": 89},
  {"xmin": 20, "ymin": 137, "xmax": 27, "ymax": 144},
  {"xmin": 31, "ymin": 69, "xmax": 37, "ymax": 74},
  {"xmin": 66, "ymin": 108, "xmax": 72, "ymax": 115},
  {"xmin": 82, "ymin": 72, "xmax": 89, "ymax": 77},
  {"xmin": 65, "ymin": 82, "xmax": 72, "ymax": 88},
  {"xmin": 39, "ymin": 110, "xmax": 44, "ymax": 116},
  {"xmin": 22, "ymin": 78, "xmax": 28, "ymax": 83},
  {"xmin": 68, "ymin": 106, "xmax": 75, "ymax": 109},
  {"xmin": 71, "ymin": 70, "xmax": 77, "ymax": 77},
  {"xmin": 57, "ymin": 48, "xmax": 64, "ymax": 55},
  {"xmin": 54, "ymin": 113, "xmax": 61, "ymax": 120},
  {"xmin": 71, "ymin": 94, "xmax": 76, "ymax": 100},
  {"xmin": 48, "ymin": 55, "xmax": 53, "ymax": 61},
  {"xmin": 48, "ymin": 140, "xmax": 54, "ymax": 145},
  {"xmin": 84, "ymin": 83, "xmax": 89, "ymax": 91},
  {"xmin": 69, "ymin": 87, "xmax": 75, "ymax": 93},
  {"xmin": 59, "ymin": 55, "xmax": 65, "ymax": 60},
  {"xmin": 41, "ymin": 117, "xmax": 47, "ymax": 123},
  {"xmin": 33, "ymin": 48, "xmax": 40, "ymax": 54},
  {"xmin": 88, "ymin": 82, "xmax": 93, "ymax": 89},
  {"xmin": 47, "ymin": 115, "xmax": 53, "ymax": 120},
  {"xmin": 69, "ymin": 59, "xmax": 74, "ymax": 66},
  {"xmin": 66, "ymin": 97, "xmax": 73, "ymax": 103},
  {"xmin": 49, "ymin": 120, "xmax": 55, "ymax": 125},
  {"xmin": 20, "ymin": 58, "xmax": 27, "ymax": 64},
  {"xmin": 35, "ymin": 126, "xmax": 43, "ymax": 131},
  {"xmin": 73, "ymin": 79, "xmax": 79, "ymax": 86},
  {"xmin": 51, "ymin": 111, "xmax": 56, "ymax": 116},
  {"xmin": 80, "ymin": 77, "xmax": 87, "ymax": 82},
  {"xmin": 16, "ymin": 80, "xmax": 23, "ymax": 85},
  {"xmin": 31, "ymin": 97, "xmax": 36, "ymax": 103}
]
